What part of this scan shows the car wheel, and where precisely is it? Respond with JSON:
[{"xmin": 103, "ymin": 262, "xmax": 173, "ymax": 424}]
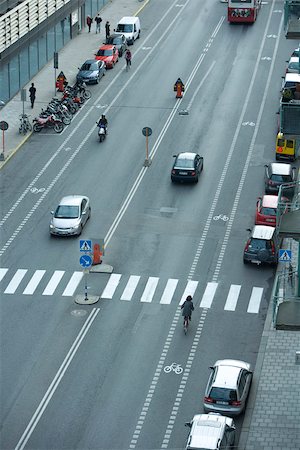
[
  {"xmin": 96, "ymin": 76, "xmax": 99, "ymax": 84},
  {"xmin": 88, "ymin": 208, "xmax": 91, "ymax": 220},
  {"xmin": 78, "ymin": 226, "xmax": 83, "ymax": 236},
  {"xmin": 243, "ymin": 258, "xmax": 249, "ymax": 264},
  {"xmin": 195, "ymin": 176, "xmax": 199, "ymax": 183}
]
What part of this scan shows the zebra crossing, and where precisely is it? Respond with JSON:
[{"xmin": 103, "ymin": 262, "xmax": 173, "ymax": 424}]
[{"xmin": 0, "ymin": 268, "xmax": 264, "ymax": 314}]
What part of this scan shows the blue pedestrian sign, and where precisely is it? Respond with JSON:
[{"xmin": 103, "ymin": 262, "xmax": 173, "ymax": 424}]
[
  {"xmin": 279, "ymin": 249, "xmax": 292, "ymax": 262},
  {"xmin": 80, "ymin": 254, "xmax": 92, "ymax": 268},
  {"xmin": 80, "ymin": 240, "xmax": 92, "ymax": 252}
]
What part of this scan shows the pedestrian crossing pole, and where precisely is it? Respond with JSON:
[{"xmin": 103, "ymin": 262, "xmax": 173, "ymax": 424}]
[{"xmin": 84, "ymin": 268, "xmax": 89, "ymax": 301}]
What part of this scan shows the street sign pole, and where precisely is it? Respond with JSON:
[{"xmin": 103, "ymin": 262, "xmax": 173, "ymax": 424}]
[
  {"xmin": 142, "ymin": 126, "xmax": 152, "ymax": 167},
  {"xmin": 84, "ymin": 270, "xmax": 89, "ymax": 301},
  {"xmin": 0, "ymin": 121, "xmax": 9, "ymax": 161}
]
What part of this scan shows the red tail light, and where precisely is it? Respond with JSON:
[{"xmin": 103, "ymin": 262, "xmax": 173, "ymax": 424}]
[
  {"xmin": 271, "ymin": 242, "xmax": 275, "ymax": 254},
  {"xmin": 230, "ymin": 400, "xmax": 241, "ymax": 406},
  {"xmin": 172, "ymin": 170, "xmax": 176, "ymax": 175},
  {"xmin": 191, "ymin": 171, "xmax": 196, "ymax": 176},
  {"xmin": 244, "ymin": 239, "xmax": 251, "ymax": 251},
  {"xmin": 204, "ymin": 396, "xmax": 214, "ymax": 404}
]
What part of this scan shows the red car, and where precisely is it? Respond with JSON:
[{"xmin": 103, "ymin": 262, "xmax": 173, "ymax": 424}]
[
  {"xmin": 255, "ymin": 195, "xmax": 279, "ymax": 226},
  {"xmin": 95, "ymin": 44, "xmax": 118, "ymax": 69}
]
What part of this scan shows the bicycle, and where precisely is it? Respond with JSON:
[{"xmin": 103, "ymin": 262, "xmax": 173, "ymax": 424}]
[
  {"xmin": 183, "ymin": 316, "xmax": 190, "ymax": 335},
  {"xmin": 19, "ymin": 113, "xmax": 32, "ymax": 134}
]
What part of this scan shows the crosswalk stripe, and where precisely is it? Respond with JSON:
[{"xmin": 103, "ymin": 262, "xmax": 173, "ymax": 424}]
[
  {"xmin": 121, "ymin": 275, "xmax": 140, "ymax": 301},
  {"xmin": 200, "ymin": 282, "xmax": 218, "ymax": 308},
  {"xmin": 247, "ymin": 287, "xmax": 263, "ymax": 313},
  {"xmin": 42, "ymin": 271, "xmax": 65, "ymax": 296},
  {"xmin": 160, "ymin": 279, "xmax": 178, "ymax": 304},
  {"xmin": 62, "ymin": 271, "xmax": 84, "ymax": 296},
  {"xmin": 0, "ymin": 268, "xmax": 8, "ymax": 283},
  {"xmin": 140, "ymin": 277, "xmax": 159, "ymax": 303},
  {"xmin": 4, "ymin": 269, "xmax": 28, "ymax": 294},
  {"xmin": 101, "ymin": 274, "xmax": 122, "ymax": 299},
  {"xmin": 224, "ymin": 284, "xmax": 241, "ymax": 311},
  {"xmin": 23, "ymin": 270, "xmax": 46, "ymax": 295},
  {"xmin": 180, "ymin": 280, "xmax": 199, "ymax": 305}
]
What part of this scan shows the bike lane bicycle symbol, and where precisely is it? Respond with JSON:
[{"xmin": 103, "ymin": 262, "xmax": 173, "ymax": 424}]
[
  {"xmin": 213, "ymin": 214, "xmax": 229, "ymax": 221},
  {"xmin": 30, "ymin": 187, "xmax": 45, "ymax": 194},
  {"xmin": 164, "ymin": 363, "xmax": 183, "ymax": 374}
]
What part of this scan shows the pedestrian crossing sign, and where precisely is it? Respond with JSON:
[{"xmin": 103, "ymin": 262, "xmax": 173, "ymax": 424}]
[
  {"xmin": 279, "ymin": 249, "xmax": 292, "ymax": 262},
  {"xmin": 80, "ymin": 240, "xmax": 92, "ymax": 252}
]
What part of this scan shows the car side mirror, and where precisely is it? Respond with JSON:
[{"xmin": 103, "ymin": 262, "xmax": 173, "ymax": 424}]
[
  {"xmin": 173, "ymin": 155, "xmax": 177, "ymax": 157},
  {"xmin": 82, "ymin": 211, "xmax": 86, "ymax": 215},
  {"xmin": 51, "ymin": 211, "xmax": 54, "ymax": 215},
  {"xmin": 247, "ymin": 228, "xmax": 252, "ymax": 232},
  {"xmin": 185, "ymin": 422, "xmax": 192, "ymax": 428}
]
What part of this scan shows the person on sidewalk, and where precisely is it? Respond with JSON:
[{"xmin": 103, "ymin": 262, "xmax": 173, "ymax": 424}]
[
  {"xmin": 86, "ymin": 15, "xmax": 92, "ymax": 32},
  {"xmin": 105, "ymin": 21, "xmax": 110, "ymax": 39},
  {"xmin": 29, "ymin": 83, "xmax": 36, "ymax": 108},
  {"xmin": 95, "ymin": 14, "xmax": 102, "ymax": 33}
]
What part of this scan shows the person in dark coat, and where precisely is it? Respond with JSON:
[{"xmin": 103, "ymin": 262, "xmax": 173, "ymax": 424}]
[
  {"xmin": 29, "ymin": 83, "xmax": 36, "ymax": 108},
  {"xmin": 95, "ymin": 14, "xmax": 102, "ymax": 33},
  {"xmin": 105, "ymin": 21, "xmax": 110, "ymax": 39},
  {"xmin": 86, "ymin": 15, "xmax": 92, "ymax": 32}
]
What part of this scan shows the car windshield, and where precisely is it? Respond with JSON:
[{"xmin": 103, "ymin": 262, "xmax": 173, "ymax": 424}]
[
  {"xmin": 81, "ymin": 62, "xmax": 98, "ymax": 71},
  {"xmin": 209, "ymin": 387, "xmax": 237, "ymax": 402},
  {"xmin": 288, "ymin": 62, "xmax": 300, "ymax": 70},
  {"xmin": 112, "ymin": 38, "xmax": 122, "ymax": 44},
  {"xmin": 249, "ymin": 238, "xmax": 270, "ymax": 250},
  {"xmin": 55, "ymin": 205, "xmax": 79, "ymax": 219},
  {"xmin": 117, "ymin": 24, "xmax": 133, "ymax": 32},
  {"xmin": 97, "ymin": 49, "xmax": 112, "ymax": 56},
  {"xmin": 270, "ymin": 174, "xmax": 292, "ymax": 183},
  {"xmin": 261, "ymin": 207, "xmax": 276, "ymax": 216},
  {"xmin": 175, "ymin": 158, "xmax": 194, "ymax": 169}
]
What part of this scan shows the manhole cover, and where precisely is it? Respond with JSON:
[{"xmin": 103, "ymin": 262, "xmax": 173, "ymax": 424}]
[{"xmin": 71, "ymin": 309, "xmax": 87, "ymax": 317}]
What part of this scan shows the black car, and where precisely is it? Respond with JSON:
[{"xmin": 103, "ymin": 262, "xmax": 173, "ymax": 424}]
[
  {"xmin": 264, "ymin": 162, "xmax": 296, "ymax": 197},
  {"xmin": 105, "ymin": 33, "xmax": 127, "ymax": 57},
  {"xmin": 76, "ymin": 59, "xmax": 106, "ymax": 84},
  {"xmin": 171, "ymin": 152, "xmax": 203, "ymax": 183}
]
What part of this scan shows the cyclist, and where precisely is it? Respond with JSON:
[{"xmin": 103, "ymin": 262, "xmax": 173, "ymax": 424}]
[
  {"xmin": 125, "ymin": 49, "xmax": 132, "ymax": 69},
  {"xmin": 181, "ymin": 295, "xmax": 194, "ymax": 324},
  {"xmin": 97, "ymin": 114, "xmax": 108, "ymax": 134}
]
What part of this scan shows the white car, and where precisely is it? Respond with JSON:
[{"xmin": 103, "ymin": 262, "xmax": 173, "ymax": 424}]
[
  {"xmin": 286, "ymin": 56, "xmax": 300, "ymax": 74},
  {"xmin": 50, "ymin": 195, "xmax": 91, "ymax": 236},
  {"xmin": 184, "ymin": 413, "xmax": 235, "ymax": 450}
]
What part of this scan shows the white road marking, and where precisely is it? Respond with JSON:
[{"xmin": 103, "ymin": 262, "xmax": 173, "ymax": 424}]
[
  {"xmin": 160, "ymin": 279, "xmax": 178, "ymax": 304},
  {"xmin": 101, "ymin": 274, "xmax": 122, "ymax": 299},
  {"xmin": 199, "ymin": 282, "xmax": 218, "ymax": 308},
  {"xmin": 224, "ymin": 284, "xmax": 241, "ymax": 311},
  {"xmin": 42, "ymin": 271, "xmax": 64, "ymax": 296},
  {"xmin": 0, "ymin": 268, "xmax": 8, "ymax": 282},
  {"xmin": 140, "ymin": 277, "xmax": 159, "ymax": 303},
  {"xmin": 23, "ymin": 270, "xmax": 46, "ymax": 295},
  {"xmin": 4, "ymin": 269, "xmax": 27, "ymax": 294},
  {"xmin": 247, "ymin": 287, "xmax": 263, "ymax": 313},
  {"xmin": 179, "ymin": 280, "xmax": 199, "ymax": 305},
  {"xmin": 62, "ymin": 271, "xmax": 83, "ymax": 296},
  {"xmin": 120, "ymin": 275, "xmax": 140, "ymax": 301}
]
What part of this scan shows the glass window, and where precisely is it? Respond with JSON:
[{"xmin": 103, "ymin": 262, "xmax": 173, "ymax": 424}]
[
  {"xmin": 29, "ymin": 41, "xmax": 38, "ymax": 78},
  {"xmin": 19, "ymin": 47, "xmax": 29, "ymax": 88},
  {"xmin": 38, "ymin": 35, "xmax": 47, "ymax": 69},
  {"xmin": 63, "ymin": 16, "xmax": 71, "ymax": 45},
  {"xmin": 55, "ymin": 20, "xmax": 64, "ymax": 51},
  {"xmin": 9, "ymin": 55, "xmax": 20, "ymax": 98},
  {"xmin": 47, "ymin": 28, "xmax": 55, "ymax": 60},
  {"xmin": 0, "ymin": 64, "xmax": 9, "ymax": 103}
]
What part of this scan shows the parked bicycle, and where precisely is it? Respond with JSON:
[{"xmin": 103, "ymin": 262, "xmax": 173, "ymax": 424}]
[{"xmin": 19, "ymin": 113, "xmax": 32, "ymax": 134}]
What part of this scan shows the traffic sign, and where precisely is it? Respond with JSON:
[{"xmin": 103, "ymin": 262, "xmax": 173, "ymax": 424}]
[
  {"xmin": 80, "ymin": 239, "xmax": 92, "ymax": 252},
  {"xmin": 80, "ymin": 254, "xmax": 92, "ymax": 268},
  {"xmin": 0, "ymin": 121, "xmax": 9, "ymax": 131},
  {"xmin": 142, "ymin": 126, "xmax": 152, "ymax": 137},
  {"xmin": 279, "ymin": 249, "xmax": 292, "ymax": 262}
]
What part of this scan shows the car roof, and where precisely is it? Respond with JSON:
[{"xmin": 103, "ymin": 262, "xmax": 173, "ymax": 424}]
[
  {"xmin": 99, "ymin": 44, "xmax": 115, "ymax": 50},
  {"xmin": 118, "ymin": 16, "xmax": 138, "ymax": 23},
  {"xmin": 284, "ymin": 73, "xmax": 300, "ymax": 82},
  {"xmin": 176, "ymin": 152, "xmax": 197, "ymax": 160},
  {"xmin": 261, "ymin": 195, "xmax": 278, "ymax": 208},
  {"xmin": 189, "ymin": 414, "xmax": 233, "ymax": 449},
  {"xmin": 288, "ymin": 56, "xmax": 299, "ymax": 63},
  {"xmin": 59, "ymin": 195, "xmax": 86, "ymax": 206},
  {"xmin": 109, "ymin": 33, "xmax": 125, "ymax": 39},
  {"xmin": 252, "ymin": 225, "xmax": 275, "ymax": 240},
  {"xmin": 269, "ymin": 162, "xmax": 292, "ymax": 175},
  {"xmin": 82, "ymin": 59, "xmax": 98, "ymax": 65}
]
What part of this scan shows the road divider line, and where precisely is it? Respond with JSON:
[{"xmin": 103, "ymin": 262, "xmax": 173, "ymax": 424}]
[
  {"xmin": 15, "ymin": 308, "xmax": 100, "ymax": 450},
  {"xmin": 4, "ymin": 269, "xmax": 27, "ymax": 294},
  {"xmin": 247, "ymin": 287, "xmax": 264, "ymax": 314}
]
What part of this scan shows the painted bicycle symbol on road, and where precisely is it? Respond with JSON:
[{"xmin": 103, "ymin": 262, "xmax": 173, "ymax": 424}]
[
  {"xmin": 213, "ymin": 214, "xmax": 229, "ymax": 222},
  {"xmin": 164, "ymin": 363, "xmax": 183, "ymax": 374},
  {"xmin": 30, "ymin": 187, "xmax": 45, "ymax": 194}
]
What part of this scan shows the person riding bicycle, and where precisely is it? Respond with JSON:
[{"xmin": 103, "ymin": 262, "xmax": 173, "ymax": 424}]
[
  {"xmin": 125, "ymin": 49, "xmax": 132, "ymax": 67},
  {"xmin": 97, "ymin": 114, "xmax": 108, "ymax": 134},
  {"xmin": 181, "ymin": 295, "xmax": 194, "ymax": 321},
  {"xmin": 174, "ymin": 77, "xmax": 185, "ymax": 98}
]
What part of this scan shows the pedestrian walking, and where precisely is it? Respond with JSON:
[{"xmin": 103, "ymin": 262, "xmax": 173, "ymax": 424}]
[
  {"xmin": 86, "ymin": 15, "xmax": 92, "ymax": 32},
  {"xmin": 105, "ymin": 21, "xmax": 110, "ymax": 39},
  {"xmin": 95, "ymin": 14, "xmax": 102, "ymax": 33},
  {"xmin": 29, "ymin": 82, "xmax": 36, "ymax": 108}
]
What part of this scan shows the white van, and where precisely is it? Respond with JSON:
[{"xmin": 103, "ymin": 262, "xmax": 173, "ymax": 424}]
[{"xmin": 115, "ymin": 16, "xmax": 140, "ymax": 45}]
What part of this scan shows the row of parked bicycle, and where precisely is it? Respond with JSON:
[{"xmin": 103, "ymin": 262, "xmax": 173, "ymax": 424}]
[{"xmin": 18, "ymin": 81, "xmax": 92, "ymax": 135}]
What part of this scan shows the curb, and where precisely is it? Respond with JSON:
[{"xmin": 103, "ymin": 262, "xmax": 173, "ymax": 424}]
[{"xmin": 0, "ymin": 130, "xmax": 33, "ymax": 170}]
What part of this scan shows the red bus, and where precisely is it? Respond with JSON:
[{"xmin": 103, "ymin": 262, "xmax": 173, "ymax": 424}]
[{"xmin": 228, "ymin": 0, "xmax": 261, "ymax": 23}]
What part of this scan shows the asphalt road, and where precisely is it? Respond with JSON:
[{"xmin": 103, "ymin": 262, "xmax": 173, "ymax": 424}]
[{"xmin": 0, "ymin": 0, "xmax": 298, "ymax": 449}]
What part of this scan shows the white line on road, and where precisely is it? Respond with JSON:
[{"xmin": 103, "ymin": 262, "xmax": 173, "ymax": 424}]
[
  {"xmin": 140, "ymin": 277, "xmax": 159, "ymax": 303},
  {"xmin": 4, "ymin": 269, "xmax": 27, "ymax": 294},
  {"xmin": 160, "ymin": 279, "xmax": 178, "ymax": 304},
  {"xmin": 0, "ymin": 267, "xmax": 8, "ymax": 282},
  {"xmin": 42, "ymin": 271, "xmax": 64, "ymax": 296},
  {"xmin": 23, "ymin": 270, "xmax": 46, "ymax": 295},
  {"xmin": 62, "ymin": 271, "xmax": 84, "ymax": 296},
  {"xmin": 120, "ymin": 275, "xmax": 140, "ymax": 301},
  {"xmin": 247, "ymin": 287, "xmax": 263, "ymax": 314},
  {"xmin": 101, "ymin": 273, "xmax": 122, "ymax": 299},
  {"xmin": 199, "ymin": 282, "xmax": 218, "ymax": 308},
  {"xmin": 224, "ymin": 284, "xmax": 241, "ymax": 311},
  {"xmin": 179, "ymin": 280, "xmax": 199, "ymax": 305}
]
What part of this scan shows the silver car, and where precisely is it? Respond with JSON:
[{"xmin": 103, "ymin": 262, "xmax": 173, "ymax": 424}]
[
  {"xmin": 50, "ymin": 195, "xmax": 91, "ymax": 236},
  {"xmin": 203, "ymin": 359, "xmax": 252, "ymax": 416},
  {"xmin": 185, "ymin": 413, "xmax": 235, "ymax": 450}
]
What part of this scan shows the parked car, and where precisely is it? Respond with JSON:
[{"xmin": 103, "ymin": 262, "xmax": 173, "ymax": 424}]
[
  {"xmin": 184, "ymin": 413, "xmax": 235, "ymax": 450},
  {"xmin": 243, "ymin": 225, "xmax": 281, "ymax": 265},
  {"xmin": 255, "ymin": 195, "xmax": 279, "ymax": 226},
  {"xmin": 50, "ymin": 195, "xmax": 91, "ymax": 236},
  {"xmin": 264, "ymin": 162, "xmax": 296, "ymax": 197},
  {"xmin": 105, "ymin": 33, "xmax": 127, "ymax": 56},
  {"xmin": 76, "ymin": 59, "xmax": 106, "ymax": 84},
  {"xmin": 171, "ymin": 152, "xmax": 204, "ymax": 183},
  {"xmin": 95, "ymin": 44, "xmax": 119, "ymax": 69},
  {"xmin": 291, "ymin": 47, "xmax": 299, "ymax": 57},
  {"xmin": 286, "ymin": 56, "xmax": 300, "ymax": 74},
  {"xmin": 204, "ymin": 359, "xmax": 252, "ymax": 416}
]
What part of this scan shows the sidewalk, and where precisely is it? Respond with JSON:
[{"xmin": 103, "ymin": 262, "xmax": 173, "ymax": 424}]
[{"xmin": 0, "ymin": 0, "xmax": 149, "ymax": 168}]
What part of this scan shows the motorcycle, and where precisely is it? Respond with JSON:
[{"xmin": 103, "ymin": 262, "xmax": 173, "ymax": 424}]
[
  {"xmin": 33, "ymin": 113, "xmax": 64, "ymax": 133},
  {"xmin": 96, "ymin": 123, "xmax": 106, "ymax": 142}
]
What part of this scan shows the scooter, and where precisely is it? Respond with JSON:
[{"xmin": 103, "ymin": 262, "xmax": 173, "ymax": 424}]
[{"xmin": 96, "ymin": 123, "xmax": 106, "ymax": 142}]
